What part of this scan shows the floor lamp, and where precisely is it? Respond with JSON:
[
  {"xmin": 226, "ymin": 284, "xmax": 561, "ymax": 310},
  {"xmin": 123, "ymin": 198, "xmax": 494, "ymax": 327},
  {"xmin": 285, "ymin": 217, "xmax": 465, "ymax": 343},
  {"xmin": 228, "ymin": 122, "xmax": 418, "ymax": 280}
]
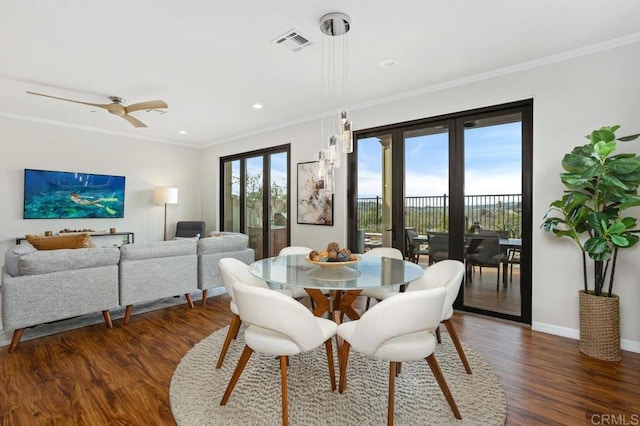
[{"xmin": 154, "ymin": 187, "xmax": 178, "ymax": 241}]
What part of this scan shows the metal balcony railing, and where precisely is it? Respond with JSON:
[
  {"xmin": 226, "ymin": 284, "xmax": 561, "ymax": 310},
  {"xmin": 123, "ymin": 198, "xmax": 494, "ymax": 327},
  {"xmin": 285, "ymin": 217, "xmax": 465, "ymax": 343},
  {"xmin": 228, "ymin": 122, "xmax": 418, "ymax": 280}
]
[{"xmin": 357, "ymin": 194, "xmax": 522, "ymax": 238}]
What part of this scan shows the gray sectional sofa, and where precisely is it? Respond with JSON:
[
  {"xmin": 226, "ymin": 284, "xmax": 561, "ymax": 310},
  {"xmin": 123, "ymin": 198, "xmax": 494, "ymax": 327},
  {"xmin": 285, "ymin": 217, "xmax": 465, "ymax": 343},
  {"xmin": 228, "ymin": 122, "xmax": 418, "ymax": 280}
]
[
  {"xmin": 197, "ymin": 233, "xmax": 255, "ymax": 305},
  {"xmin": 1, "ymin": 233, "xmax": 254, "ymax": 352},
  {"xmin": 119, "ymin": 239, "xmax": 198, "ymax": 325}
]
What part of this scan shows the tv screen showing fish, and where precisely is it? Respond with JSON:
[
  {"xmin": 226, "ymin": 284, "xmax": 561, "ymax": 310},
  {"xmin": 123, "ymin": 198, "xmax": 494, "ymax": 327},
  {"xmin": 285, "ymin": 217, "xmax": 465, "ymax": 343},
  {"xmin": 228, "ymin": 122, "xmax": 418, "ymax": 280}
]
[{"xmin": 23, "ymin": 169, "xmax": 126, "ymax": 219}]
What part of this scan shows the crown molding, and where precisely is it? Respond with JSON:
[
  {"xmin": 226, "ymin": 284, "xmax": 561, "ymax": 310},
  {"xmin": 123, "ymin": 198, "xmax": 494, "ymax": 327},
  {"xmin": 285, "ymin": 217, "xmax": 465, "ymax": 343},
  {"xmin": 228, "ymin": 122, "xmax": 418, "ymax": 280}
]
[
  {"xmin": 207, "ymin": 32, "xmax": 640, "ymax": 147},
  {"xmin": 0, "ymin": 111, "xmax": 200, "ymax": 148},
  {"xmin": 4, "ymin": 33, "xmax": 639, "ymax": 150}
]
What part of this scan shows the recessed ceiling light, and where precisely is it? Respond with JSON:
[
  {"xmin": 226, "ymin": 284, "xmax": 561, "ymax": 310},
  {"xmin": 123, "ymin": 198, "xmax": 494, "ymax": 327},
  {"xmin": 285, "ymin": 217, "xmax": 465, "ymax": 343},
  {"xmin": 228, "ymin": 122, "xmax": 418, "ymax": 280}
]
[
  {"xmin": 252, "ymin": 103, "xmax": 263, "ymax": 109},
  {"xmin": 178, "ymin": 130, "xmax": 187, "ymax": 135},
  {"xmin": 379, "ymin": 58, "xmax": 398, "ymax": 68}
]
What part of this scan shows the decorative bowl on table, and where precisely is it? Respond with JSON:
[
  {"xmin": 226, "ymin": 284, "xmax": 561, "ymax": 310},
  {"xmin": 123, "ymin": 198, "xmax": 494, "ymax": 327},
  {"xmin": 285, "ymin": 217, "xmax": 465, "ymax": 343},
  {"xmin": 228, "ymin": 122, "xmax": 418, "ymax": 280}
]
[
  {"xmin": 305, "ymin": 242, "xmax": 360, "ymax": 268},
  {"xmin": 305, "ymin": 255, "xmax": 360, "ymax": 269}
]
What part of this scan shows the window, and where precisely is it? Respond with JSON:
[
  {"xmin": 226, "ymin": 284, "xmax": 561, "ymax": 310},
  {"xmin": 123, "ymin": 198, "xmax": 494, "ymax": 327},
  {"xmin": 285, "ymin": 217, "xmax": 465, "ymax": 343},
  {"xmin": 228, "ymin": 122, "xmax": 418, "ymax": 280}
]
[{"xmin": 220, "ymin": 144, "xmax": 290, "ymax": 259}]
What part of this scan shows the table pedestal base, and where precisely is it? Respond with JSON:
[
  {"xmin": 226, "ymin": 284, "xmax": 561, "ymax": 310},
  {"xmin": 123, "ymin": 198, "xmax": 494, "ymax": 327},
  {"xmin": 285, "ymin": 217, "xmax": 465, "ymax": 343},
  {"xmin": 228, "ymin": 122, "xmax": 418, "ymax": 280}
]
[{"xmin": 305, "ymin": 289, "xmax": 363, "ymax": 323}]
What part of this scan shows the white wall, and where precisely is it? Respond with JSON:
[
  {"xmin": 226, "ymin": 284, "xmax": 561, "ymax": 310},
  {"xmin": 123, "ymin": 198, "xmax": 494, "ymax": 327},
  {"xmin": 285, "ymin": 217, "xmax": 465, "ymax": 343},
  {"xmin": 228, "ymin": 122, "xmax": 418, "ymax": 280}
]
[
  {"xmin": 201, "ymin": 119, "xmax": 349, "ymax": 247},
  {"xmin": 0, "ymin": 118, "xmax": 203, "ymax": 258},
  {"xmin": 203, "ymin": 42, "xmax": 640, "ymax": 349}
]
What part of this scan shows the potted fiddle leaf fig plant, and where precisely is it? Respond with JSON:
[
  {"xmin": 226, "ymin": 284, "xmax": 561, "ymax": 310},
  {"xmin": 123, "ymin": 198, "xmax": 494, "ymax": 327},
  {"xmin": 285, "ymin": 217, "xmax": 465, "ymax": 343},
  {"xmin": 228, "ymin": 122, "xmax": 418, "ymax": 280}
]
[{"xmin": 542, "ymin": 125, "xmax": 640, "ymax": 361}]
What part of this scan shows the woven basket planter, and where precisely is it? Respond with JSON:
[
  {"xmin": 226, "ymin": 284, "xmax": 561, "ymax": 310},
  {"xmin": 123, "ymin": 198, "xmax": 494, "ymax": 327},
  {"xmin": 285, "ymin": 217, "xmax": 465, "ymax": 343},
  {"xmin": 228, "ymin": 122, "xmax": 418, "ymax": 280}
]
[{"xmin": 578, "ymin": 290, "xmax": 621, "ymax": 361}]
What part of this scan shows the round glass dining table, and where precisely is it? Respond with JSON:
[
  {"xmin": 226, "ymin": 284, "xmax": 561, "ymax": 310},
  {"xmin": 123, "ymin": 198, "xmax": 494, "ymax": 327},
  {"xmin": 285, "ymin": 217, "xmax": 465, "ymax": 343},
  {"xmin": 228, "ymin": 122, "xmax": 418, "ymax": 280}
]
[{"xmin": 249, "ymin": 254, "xmax": 424, "ymax": 322}]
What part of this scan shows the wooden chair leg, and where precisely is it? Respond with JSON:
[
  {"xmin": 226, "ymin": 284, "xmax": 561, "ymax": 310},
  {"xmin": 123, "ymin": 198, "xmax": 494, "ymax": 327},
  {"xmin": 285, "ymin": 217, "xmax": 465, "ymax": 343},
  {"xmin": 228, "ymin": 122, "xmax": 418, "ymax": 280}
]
[
  {"xmin": 435, "ymin": 325, "xmax": 442, "ymax": 344},
  {"xmin": 102, "ymin": 310, "xmax": 113, "ymax": 329},
  {"xmin": 425, "ymin": 354, "xmax": 462, "ymax": 419},
  {"xmin": 185, "ymin": 293, "xmax": 195, "ymax": 309},
  {"xmin": 325, "ymin": 339, "xmax": 336, "ymax": 391},
  {"xmin": 220, "ymin": 345, "xmax": 253, "ymax": 405},
  {"xmin": 201, "ymin": 289, "xmax": 208, "ymax": 306},
  {"xmin": 388, "ymin": 362, "xmax": 397, "ymax": 426},
  {"xmin": 9, "ymin": 329, "xmax": 24, "ymax": 353},
  {"xmin": 443, "ymin": 319, "xmax": 472, "ymax": 374},
  {"xmin": 338, "ymin": 341, "xmax": 351, "ymax": 393},
  {"xmin": 216, "ymin": 314, "xmax": 242, "ymax": 369},
  {"xmin": 123, "ymin": 305, "xmax": 133, "ymax": 325},
  {"xmin": 396, "ymin": 362, "xmax": 402, "ymax": 377},
  {"xmin": 278, "ymin": 356, "xmax": 289, "ymax": 426}
]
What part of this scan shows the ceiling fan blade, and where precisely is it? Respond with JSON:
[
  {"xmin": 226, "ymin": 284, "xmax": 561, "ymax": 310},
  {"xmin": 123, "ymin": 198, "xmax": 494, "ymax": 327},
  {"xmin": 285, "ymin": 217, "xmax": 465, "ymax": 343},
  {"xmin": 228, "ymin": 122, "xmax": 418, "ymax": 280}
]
[
  {"xmin": 26, "ymin": 91, "xmax": 112, "ymax": 109},
  {"xmin": 121, "ymin": 114, "xmax": 147, "ymax": 128},
  {"xmin": 125, "ymin": 100, "xmax": 168, "ymax": 113}
]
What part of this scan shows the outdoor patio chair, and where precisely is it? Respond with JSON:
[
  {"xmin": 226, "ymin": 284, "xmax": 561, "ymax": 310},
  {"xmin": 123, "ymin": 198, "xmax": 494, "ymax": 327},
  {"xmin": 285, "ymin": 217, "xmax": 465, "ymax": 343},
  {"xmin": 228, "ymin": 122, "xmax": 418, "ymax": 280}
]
[
  {"xmin": 405, "ymin": 227, "xmax": 429, "ymax": 263},
  {"xmin": 426, "ymin": 232, "xmax": 449, "ymax": 265},
  {"xmin": 465, "ymin": 233, "xmax": 506, "ymax": 291}
]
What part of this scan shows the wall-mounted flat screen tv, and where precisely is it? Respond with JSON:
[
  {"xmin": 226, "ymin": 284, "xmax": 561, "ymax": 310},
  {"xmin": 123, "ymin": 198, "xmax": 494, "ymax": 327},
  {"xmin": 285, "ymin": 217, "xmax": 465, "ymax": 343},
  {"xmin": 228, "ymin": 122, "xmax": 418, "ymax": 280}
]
[{"xmin": 24, "ymin": 169, "xmax": 126, "ymax": 219}]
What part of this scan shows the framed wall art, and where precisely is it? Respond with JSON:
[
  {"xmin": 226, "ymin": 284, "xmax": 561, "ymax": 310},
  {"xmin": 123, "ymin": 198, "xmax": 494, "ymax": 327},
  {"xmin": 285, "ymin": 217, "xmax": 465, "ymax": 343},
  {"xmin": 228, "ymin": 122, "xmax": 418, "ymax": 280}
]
[{"xmin": 297, "ymin": 161, "xmax": 333, "ymax": 225}]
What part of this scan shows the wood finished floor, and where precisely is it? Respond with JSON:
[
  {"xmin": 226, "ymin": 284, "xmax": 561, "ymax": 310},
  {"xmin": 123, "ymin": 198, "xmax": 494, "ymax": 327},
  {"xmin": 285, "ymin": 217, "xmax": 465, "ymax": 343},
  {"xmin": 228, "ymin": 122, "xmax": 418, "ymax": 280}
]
[
  {"xmin": 417, "ymin": 257, "xmax": 522, "ymax": 316},
  {"xmin": 1, "ymin": 294, "xmax": 639, "ymax": 425}
]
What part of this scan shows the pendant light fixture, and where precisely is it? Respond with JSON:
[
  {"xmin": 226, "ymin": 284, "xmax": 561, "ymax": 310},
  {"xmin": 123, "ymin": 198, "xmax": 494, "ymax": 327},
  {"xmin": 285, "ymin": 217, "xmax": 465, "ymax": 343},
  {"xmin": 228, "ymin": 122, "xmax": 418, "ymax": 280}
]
[{"xmin": 317, "ymin": 12, "xmax": 352, "ymax": 194}]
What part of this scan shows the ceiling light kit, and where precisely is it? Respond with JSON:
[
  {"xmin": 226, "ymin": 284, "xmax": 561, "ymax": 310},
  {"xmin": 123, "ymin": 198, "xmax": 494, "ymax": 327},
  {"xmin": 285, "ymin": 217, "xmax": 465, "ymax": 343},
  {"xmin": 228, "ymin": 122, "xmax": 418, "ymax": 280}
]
[{"xmin": 317, "ymin": 12, "xmax": 353, "ymax": 195}]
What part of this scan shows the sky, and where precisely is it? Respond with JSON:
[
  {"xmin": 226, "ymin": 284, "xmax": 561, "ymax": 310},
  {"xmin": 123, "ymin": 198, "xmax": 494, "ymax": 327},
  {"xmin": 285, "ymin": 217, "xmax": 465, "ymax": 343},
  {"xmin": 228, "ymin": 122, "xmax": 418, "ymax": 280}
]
[
  {"xmin": 230, "ymin": 121, "xmax": 522, "ymax": 200},
  {"xmin": 358, "ymin": 122, "xmax": 522, "ymax": 197}
]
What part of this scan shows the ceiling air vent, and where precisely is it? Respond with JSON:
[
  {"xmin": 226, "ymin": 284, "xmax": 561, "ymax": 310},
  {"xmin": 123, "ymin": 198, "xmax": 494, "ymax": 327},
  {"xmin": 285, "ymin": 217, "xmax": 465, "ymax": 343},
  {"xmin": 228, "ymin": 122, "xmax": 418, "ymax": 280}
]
[{"xmin": 272, "ymin": 29, "xmax": 311, "ymax": 52}]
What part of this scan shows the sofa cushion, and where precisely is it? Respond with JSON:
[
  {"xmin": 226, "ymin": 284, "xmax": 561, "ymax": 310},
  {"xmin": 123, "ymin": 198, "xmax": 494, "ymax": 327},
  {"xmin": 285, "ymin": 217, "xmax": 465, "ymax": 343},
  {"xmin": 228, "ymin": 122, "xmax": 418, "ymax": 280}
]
[
  {"xmin": 198, "ymin": 233, "xmax": 248, "ymax": 255},
  {"xmin": 18, "ymin": 247, "xmax": 120, "ymax": 275},
  {"xmin": 25, "ymin": 233, "xmax": 95, "ymax": 250},
  {"xmin": 4, "ymin": 245, "xmax": 38, "ymax": 276},
  {"xmin": 120, "ymin": 239, "xmax": 197, "ymax": 261}
]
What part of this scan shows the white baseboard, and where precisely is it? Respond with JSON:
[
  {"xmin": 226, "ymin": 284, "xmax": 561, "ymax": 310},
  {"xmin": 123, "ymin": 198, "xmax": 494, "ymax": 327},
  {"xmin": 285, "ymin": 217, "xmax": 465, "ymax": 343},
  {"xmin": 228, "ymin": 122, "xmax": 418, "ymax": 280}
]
[{"xmin": 532, "ymin": 321, "xmax": 640, "ymax": 354}]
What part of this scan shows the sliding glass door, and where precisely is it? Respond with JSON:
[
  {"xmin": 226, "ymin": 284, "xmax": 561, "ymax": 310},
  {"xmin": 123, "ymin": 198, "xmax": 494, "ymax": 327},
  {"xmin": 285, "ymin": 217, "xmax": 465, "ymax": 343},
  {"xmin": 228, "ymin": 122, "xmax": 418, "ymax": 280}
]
[
  {"xmin": 348, "ymin": 101, "xmax": 531, "ymax": 323},
  {"xmin": 461, "ymin": 113, "xmax": 524, "ymax": 316},
  {"xmin": 220, "ymin": 144, "xmax": 290, "ymax": 260},
  {"xmin": 354, "ymin": 134, "xmax": 393, "ymax": 251}
]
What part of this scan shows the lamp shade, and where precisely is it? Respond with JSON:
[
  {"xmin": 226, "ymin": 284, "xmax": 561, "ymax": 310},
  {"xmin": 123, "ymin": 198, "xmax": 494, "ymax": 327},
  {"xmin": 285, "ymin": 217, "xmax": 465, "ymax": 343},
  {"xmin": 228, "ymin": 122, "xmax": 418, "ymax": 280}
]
[{"xmin": 154, "ymin": 187, "xmax": 178, "ymax": 204}]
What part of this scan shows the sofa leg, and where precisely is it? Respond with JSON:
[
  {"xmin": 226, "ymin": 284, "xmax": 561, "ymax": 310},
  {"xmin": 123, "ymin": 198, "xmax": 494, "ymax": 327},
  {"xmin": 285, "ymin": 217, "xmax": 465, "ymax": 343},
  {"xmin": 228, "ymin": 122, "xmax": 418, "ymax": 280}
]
[
  {"xmin": 124, "ymin": 305, "xmax": 133, "ymax": 326},
  {"xmin": 102, "ymin": 310, "xmax": 113, "ymax": 329},
  {"xmin": 185, "ymin": 293, "xmax": 195, "ymax": 309},
  {"xmin": 9, "ymin": 329, "xmax": 24, "ymax": 353},
  {"xmin": 201, "ymin": 290, "xmax": 208, "ymax": 307}
]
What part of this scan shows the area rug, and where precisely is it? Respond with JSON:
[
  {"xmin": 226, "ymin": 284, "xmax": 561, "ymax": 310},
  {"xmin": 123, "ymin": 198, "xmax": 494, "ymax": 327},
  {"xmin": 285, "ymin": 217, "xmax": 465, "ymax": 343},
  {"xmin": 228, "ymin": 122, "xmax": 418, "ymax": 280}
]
[{"xmin": 170, "ymin": 326, "xmax": 507, "ymax": 425}]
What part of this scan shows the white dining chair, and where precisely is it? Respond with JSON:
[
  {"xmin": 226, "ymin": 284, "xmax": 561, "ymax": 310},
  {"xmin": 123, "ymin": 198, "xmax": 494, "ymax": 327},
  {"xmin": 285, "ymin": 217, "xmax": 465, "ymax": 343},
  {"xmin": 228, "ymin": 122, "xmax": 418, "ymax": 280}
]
[
  {"xmin": 406, "ymin": 259, "xmax": 471, "ymax": 374},
  {"xmin": 359, "ymin": 247, "xmax": 405, "ymax": 310},
  {"xmin": 216, "ymin": 257, "xmax": 292, "ymax": 368},
  {"xmin": 279, "ymin": 246, "xmax": 330, "ymax": 308},
  {"xmin": 337, "ymin": 287, "xmax": 461, "ymax": 424},
  {"xmin": 220, "ymin": 280, "xmax": 338, "ymax": 426}
]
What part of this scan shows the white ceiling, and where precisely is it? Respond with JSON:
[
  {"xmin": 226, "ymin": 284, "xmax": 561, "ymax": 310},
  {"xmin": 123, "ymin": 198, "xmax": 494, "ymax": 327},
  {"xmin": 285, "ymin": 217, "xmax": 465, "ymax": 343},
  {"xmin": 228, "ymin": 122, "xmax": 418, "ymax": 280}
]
[{"xmin": 1, "ymin": 1, "xmax": 639, "ymax": 148}]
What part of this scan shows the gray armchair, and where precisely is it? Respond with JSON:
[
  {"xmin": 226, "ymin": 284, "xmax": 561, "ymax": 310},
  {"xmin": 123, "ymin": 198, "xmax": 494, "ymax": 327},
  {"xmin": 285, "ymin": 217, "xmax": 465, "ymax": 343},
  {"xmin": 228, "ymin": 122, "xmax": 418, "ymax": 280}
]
[{"xmin": 175, "ymin": 221, "xmax": 206, "ymax": 239}]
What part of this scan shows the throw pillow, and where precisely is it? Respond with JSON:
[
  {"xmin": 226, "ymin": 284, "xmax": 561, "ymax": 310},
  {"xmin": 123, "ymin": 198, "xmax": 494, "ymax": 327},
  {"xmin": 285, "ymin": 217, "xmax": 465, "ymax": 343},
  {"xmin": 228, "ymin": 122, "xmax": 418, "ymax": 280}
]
[{"xmin": 25, "ymin": 233, "xmax": 96, "ymax": 250}]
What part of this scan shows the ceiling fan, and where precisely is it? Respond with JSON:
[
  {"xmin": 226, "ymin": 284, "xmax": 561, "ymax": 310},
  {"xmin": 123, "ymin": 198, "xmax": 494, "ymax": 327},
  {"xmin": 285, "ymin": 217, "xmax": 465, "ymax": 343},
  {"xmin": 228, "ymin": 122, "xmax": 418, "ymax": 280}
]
[{"xmin": 26, "ymin": 91, "xmax": 168, "ymax": 128}]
